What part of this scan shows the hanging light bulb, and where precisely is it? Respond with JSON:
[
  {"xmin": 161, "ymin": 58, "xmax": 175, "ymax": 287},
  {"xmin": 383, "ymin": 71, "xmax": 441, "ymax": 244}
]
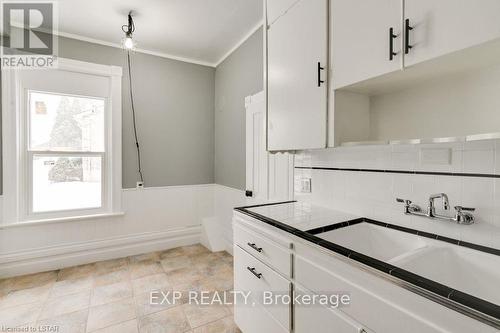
[
  {"xmin": 123, "ymin": 34, "xmax": 135, "ymax": 50},
  {"xmin": 122, "ymin": 12, "xmax": 136, "ymax": 50}
]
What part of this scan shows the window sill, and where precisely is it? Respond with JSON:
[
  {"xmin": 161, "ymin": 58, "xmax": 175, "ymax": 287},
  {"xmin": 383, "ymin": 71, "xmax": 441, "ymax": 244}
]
[{"xmin": 0, "ymin": 212, "xmax": 125, "ymax": 229}]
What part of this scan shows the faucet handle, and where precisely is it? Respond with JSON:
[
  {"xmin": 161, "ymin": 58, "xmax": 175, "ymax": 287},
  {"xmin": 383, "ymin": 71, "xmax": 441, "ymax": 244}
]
[
  {"xmin": 396, "ymin": 198, "xmax": 411, "ymax": 205},
  {"xmin": 454, "ymin": 206, "xmax": 476, "ymax": 225},
  {"xmin": 454, "ymin": 206, "xmax": 475, "ymax": 212}
]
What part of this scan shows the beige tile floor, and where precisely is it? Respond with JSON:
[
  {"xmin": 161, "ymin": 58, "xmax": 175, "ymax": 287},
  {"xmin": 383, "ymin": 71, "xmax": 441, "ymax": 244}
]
[{"xmin": 0, "ymin": 244, "xmax": 240, "ymax": 333}]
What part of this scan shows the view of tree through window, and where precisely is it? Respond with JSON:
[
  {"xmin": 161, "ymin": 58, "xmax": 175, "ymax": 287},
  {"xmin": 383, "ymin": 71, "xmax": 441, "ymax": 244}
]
[{"xmin": 29, "ymin": 92, "xmax": 105, "ymax": 213}]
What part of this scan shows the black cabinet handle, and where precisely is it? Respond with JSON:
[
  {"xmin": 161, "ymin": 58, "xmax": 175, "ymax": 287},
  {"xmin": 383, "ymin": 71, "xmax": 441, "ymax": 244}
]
[
  {"xmin": 245, "ymin": 190, "xmax": 253, "ymax": 198},
  {"xmin": 247, "ymin": 266, "xmax": 262, "ymax": 279},
  {"xmin": 247, "ymin": 242, "xmax": 263, "ymax": 253},
  {"xmin": 405, "ymin": 19, "xmax": 413, "ymax": 54},
  {"xmin": 389, "ymin": 27, "xmax": 398, "ymax": 61},
  {"xmin": 317, "ymin": 62, "xmax": 325, "ymax": 87}
]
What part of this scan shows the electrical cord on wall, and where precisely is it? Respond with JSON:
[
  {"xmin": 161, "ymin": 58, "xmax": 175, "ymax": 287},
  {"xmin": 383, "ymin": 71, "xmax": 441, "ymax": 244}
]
[{"xmin": 126, "ymin": 50, "xmax": 145, "ymax": 184}]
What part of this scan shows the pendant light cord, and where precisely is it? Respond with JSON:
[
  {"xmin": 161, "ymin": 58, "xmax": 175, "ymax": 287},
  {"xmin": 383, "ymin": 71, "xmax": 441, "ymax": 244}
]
[{"xmin": 127, "ymin": 50, "xmax": 144, "ymax": 183}]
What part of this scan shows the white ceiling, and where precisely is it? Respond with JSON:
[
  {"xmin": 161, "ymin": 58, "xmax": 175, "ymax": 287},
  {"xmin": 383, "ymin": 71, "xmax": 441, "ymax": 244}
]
[{"xmin": 57, "ymin": 0, "xmax": 263, "ymax": 66}]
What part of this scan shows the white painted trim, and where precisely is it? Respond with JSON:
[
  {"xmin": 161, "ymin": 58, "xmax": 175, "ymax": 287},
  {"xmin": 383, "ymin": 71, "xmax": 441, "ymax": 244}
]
[
  {"xmin": 56, "ymin": 31, "xmax": 216, "ymax": 68},
  {"xmin": 1, "ymin": 68, "xmax": 21, "ymax": 225},
  {"xmin": 215, "ymin": 21, "xmax": 264, "ymax": 67},
  {"xmin": 122, "ymin": 183, "xmax": 216, "ymax": 192},
  {"xmin": 0, "ymin": 212, "xmax": 125, "ymax": 229},
  {"xmin": 0, "ymin": 226, "xmax": 201, "ymax": 278},
  {"xmin": 2, "ymin": 58, "xmax": 123, "ymax": 224},
  {"xmin": 56, "ymin": 57, "xmax": 123, "ymax": 77},
  {"xmin": 214, "ymin": 184, "xmax": 246, "ymax": 194}
]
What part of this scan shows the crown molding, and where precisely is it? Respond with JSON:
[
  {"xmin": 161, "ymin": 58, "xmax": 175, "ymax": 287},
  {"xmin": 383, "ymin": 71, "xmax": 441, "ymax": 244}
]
[
  {"xmin": 2, "ymin": 21, "xmax": 264, "ymax": 69},
  {"xmin": 56, "ymin": 31, "xmax": 217, "ymax": 67},
  {"xmin": 214, "ymin": 20, "xmax": 264, "ymax": 68}
]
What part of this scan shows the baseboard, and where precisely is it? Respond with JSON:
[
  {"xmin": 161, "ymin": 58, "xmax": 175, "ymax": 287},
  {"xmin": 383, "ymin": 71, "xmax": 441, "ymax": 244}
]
[{"xmin": 0, "ymin": 226, "xmax": 201, "ymax": 278}]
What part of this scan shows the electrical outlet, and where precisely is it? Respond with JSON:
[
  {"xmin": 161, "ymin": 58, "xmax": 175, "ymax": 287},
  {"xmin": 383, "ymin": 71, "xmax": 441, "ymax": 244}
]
[
  {"xmin": 298, "ymin": 178, "xmax": 312, "ymax": 193},
  {"xmin": 136, "ymin": 181, "xmax": 144, "ymax": 189}
]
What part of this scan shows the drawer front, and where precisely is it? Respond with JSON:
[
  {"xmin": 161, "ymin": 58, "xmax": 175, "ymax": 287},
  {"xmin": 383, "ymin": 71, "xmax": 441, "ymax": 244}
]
[
  {"xmin": 234, "ymin": 245, "xmax": 291, "ymax": 330},
  {"xmin": 234, "ymin": 223, "xmax": 292, "ymax": 277},
  {"xmin": 295, "ymin": 287, "xmax": 370, "ymax": 333},
  {"xmin": 295, "ymin": 255, "xmax": 443, "ymax": 333},
  {"xmin": 234, "ymin": 295, "xmax": 289, "ymax": 333}
]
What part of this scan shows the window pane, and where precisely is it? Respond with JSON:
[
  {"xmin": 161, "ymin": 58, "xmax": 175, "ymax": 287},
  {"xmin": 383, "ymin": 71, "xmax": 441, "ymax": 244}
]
[
  {"xmin": 32, "ymin": 156, "xmax": 102, "ymax": 213},
  {"xmin": 29, "ymin": 92, "xmax": 105, "ymax": 152}
]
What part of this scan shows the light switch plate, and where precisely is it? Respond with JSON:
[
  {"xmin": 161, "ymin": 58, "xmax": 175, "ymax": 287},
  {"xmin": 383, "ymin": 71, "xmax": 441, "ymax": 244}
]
[{"xmin": 420, "ymin": 148, "xmax": 451, "ymax": 165}]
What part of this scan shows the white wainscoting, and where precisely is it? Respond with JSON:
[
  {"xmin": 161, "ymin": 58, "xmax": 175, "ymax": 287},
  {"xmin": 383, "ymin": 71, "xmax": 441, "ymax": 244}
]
[
  {"xmin": 212, "ymin": 185, "xmax": 254, "ymax": 254},
  {"xmin": 0, "ymin": 184, "xmax": 270, "ymax": 278},
  {"xmin": 0, "ymin": 185, "xmax": 219, "ymax": 278}
]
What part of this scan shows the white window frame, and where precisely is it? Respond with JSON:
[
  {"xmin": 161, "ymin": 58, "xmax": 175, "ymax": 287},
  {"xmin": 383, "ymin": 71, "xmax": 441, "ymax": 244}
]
[{"xmin": 2, "ymin": 58, "xmax": 123, "ymax": 224}]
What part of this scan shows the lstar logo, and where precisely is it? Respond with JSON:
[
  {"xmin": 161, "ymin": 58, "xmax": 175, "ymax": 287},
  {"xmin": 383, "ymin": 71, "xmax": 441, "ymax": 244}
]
[{"xmin": 1, "ymin": 1, "xmax": 58, "ymax": 68}]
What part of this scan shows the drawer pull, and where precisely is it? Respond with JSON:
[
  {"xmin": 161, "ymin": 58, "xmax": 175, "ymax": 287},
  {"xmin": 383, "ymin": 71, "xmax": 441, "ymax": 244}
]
[
  {"xmin": 247, "ymin": 242, "xmax": 263, "ymax": 253},
  {"xmin": 247, "ymin": 266, "xmax": 263, "ymax": 279}
]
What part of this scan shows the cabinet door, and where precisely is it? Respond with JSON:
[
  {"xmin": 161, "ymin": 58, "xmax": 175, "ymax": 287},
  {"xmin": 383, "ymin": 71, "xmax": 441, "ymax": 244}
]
[
  {"xmin": 294, "ymin": 287, "xmax": 371, "ymax": 333},
  {"xmin": 267, "ymin": 0, "xmax": 328, "ymax": 151},
  {"xmin": 245, "ymin": 91, "xmax": 295, "ymax": 201},
  {"xmin": 404, "ymin": 0, "xmax": 500, "ymax": 66},
  {"xmin": 332, "ymin": 0, "xmax": 402, "ymax": 89},
  {"xmin": 266, "ymin": 0, "xmax": 299, "ymax": 26}
]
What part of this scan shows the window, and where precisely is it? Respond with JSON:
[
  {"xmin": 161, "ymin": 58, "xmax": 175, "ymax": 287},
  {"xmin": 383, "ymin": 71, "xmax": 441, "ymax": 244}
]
[
  {"xmin": 2, "ymin": 58, "xmax": 123, "ymax": 223},
  {"xmin": 29, "ymin": 92, "xmax": 105, "ymax": 213}
]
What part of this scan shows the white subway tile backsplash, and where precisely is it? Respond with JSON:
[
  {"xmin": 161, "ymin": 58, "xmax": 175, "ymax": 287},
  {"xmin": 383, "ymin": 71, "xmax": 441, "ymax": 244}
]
[
  {"xmin": 463, "ymin": 139, "xmax": 495, "ymax": 151},
  {"xmin": 296, "ymin": 139, "xmax": 500, "ymax": 249},
  {"xmin": 419, "ymin": 148, "xmax": 451, "ymax": 166},
  {"xmin": 462, "ymin": 178, "xmax": 494, "ymax": 218},
  {"xmin": 463, "ymin": 150, "xmax": 495, "ymax": 174},
  {"xmin": 391, "ymin": 151, "xmax": 417, "ymax": 170},
  {"xmin": 411, "ymin": 175, "xmax": 436, "ymax": 206},
  {"xmin": 434, "ymin": 176, "xmax": 462, "ymax": 209},
  {"xmin": 495, "ymin": 141, "xmax": 500, "ymax": 174},
  {"xmin": 416, "ymin": 148, "xmax": 463, "ymax": 173}
]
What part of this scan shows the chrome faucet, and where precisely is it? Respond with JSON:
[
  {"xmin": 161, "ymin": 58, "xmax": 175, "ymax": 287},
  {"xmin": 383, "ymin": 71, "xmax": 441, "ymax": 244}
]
[
  {"xmin": 396, "ymin": 193, "xmax": 475, "ymax": 225},
  {"xmin": 428, "ymin": 193, "xmax": 450, "ymax": 218}
]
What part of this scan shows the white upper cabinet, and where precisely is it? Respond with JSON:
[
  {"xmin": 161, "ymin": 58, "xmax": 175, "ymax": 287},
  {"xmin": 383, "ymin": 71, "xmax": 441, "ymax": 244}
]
[
  {"xmin": 267, "ymin": 0, "xmax": 328, "ymax": 151},
  {"xmin": 266, "ymin": 0, "xmax": 299, "ymax": 26},
  {"xmin": 404, "ymin": 0, "xmax": 500, "ymax": 67},
  {"xmin": 332, "ymin": 0, "xmax": 402, "ymax": 89}
]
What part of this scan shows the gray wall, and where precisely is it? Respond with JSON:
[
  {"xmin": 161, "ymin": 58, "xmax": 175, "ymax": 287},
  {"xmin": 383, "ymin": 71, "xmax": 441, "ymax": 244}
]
[
  {"xmin": 1, "ymin": 36, "xmax": 215, "ymax": 190},
  {"xmin": 214, "ymin": 28, "xmax": 264, "ymax": 190},
  {"xmin": 1, "ymin": 28, "xmax": 264, "ymax": 192}
]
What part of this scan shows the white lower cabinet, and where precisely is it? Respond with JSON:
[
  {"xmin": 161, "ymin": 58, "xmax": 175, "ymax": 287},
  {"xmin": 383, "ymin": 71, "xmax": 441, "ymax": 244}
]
[
  {"xmin": 234, "ymin": 246, "xmax": 291, "ymax": 330},
  {"xmin": 294, "ymin": 286, "xmax": 371, "ymax": 333},
  {"xmin": 233, "ymin": 213, "xmax": 496, "ymax": 333},
  {"xmin": 234, "ymin": 294, "xmax": 289, "ymax": 333},
  {"xmin": 233, "ymin": 221, "xmax": 292, "ymax": 277}
]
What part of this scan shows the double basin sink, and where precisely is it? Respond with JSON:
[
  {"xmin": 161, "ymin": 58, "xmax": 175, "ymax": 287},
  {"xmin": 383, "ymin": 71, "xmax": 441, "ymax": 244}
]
[{"xmin": 318, "ymin": 223, "xmax": 500, "ymax": 306}]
